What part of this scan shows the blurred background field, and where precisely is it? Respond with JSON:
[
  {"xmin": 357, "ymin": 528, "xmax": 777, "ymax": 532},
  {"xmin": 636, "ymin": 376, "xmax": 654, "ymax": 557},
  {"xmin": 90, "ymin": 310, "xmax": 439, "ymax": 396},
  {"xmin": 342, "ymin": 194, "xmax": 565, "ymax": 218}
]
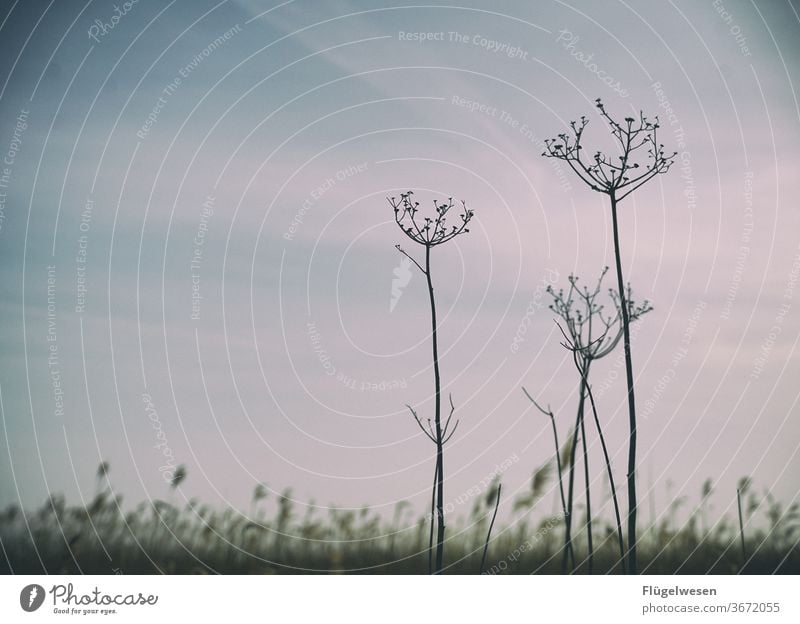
[{"xmin": 2, "ymin": 464, "xmax": 797, "ymax": 575}]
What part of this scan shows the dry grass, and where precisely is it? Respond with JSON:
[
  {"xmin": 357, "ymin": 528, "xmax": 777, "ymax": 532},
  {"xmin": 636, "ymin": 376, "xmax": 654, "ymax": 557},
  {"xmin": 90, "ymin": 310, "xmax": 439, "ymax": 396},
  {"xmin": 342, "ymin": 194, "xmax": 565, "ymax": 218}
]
[{"xmin": 2, "ymin": 467, "xmax": 797, "ymax": 575}]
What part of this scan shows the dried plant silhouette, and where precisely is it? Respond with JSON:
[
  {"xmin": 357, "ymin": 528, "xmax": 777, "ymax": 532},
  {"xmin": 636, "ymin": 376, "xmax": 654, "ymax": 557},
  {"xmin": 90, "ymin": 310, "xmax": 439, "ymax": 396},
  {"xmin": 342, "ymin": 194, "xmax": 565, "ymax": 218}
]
[
  {"xmin": 738, "ymin": 477, "xmax": 750, "ymax": 566},
  {"xmin": 521, "ymin": 388, "xmax": 569, "ymax": 550},
  {"xmin": 3, "ymin": 462, "xmax": 799, "ymax": 574},
  {"xmin": 389, "ymin": 191, "xmax": 474, "ymax": 574},
  {"xmin": 550, "ymin": 270, "xmax": 651, "ymax": 573},
  {"xmin": 480, "ymin": 481, "xmax": 502, "ymax": 574},
  {"xmin": 543, "ymin": 99, "xmax": 676, "ymax": 573},
  {"xmin": 521, "ymin": 388, "xmax": 575, "ymax": 572}
]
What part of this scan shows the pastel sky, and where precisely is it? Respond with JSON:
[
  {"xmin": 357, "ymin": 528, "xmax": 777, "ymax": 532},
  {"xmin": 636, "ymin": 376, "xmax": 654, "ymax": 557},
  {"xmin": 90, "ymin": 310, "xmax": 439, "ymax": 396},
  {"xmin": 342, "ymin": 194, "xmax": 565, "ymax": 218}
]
[{"xmin": 1, "ymin": 0, "xmax": 799, "ymax": 530}]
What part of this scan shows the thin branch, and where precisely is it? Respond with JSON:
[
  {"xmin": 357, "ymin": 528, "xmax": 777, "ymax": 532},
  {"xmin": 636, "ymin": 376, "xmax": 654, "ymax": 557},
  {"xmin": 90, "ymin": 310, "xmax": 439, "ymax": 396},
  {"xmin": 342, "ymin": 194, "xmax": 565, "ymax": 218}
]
[
  {"xmin": 480, "ymin": 483, "xmax": 502, "ymax": 574},
  {"xmin": 407, "ymin": 405, "xmax": 436, "ymax": 443},
  {"xmin": 442, "ymin": 395, "xmax": 460, "ymax": 444},
  {"xmin": 443, "ymin": 394, "xmax": 456, "ymax": 435},
  {"xmin": 522, "ymin": 387, "xmax": 568, "ymax": 521},
  {"xmin": 737, "ymin": 487, "xmax": 747, "ymax": 566},
  {"xmin": 395, "ymin": 244, "xmax": 426, "ymax": 275},
  {"xmin": 442, "ymin": 420, "xmax": 460, "ymax": 444}
]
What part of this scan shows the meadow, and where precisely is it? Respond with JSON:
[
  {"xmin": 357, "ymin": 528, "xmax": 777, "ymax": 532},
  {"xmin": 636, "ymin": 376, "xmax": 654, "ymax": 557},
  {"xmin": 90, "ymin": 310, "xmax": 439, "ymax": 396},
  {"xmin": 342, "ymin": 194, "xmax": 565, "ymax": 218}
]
[{"xmin": 2, "ymin": 464, "xmax": 797, "ymax": 575}]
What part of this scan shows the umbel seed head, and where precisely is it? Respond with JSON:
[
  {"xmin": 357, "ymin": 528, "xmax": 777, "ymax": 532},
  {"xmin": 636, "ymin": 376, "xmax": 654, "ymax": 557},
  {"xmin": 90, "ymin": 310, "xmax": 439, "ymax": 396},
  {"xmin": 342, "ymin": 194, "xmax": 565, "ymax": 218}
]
[{"xmin": 389, "ymin": 191, "xmax": 475, "ymax": 248}]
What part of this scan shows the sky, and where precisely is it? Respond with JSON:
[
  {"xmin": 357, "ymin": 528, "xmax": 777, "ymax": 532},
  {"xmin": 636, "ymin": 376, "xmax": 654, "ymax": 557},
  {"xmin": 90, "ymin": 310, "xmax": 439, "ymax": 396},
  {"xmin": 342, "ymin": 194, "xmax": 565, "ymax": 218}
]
[{"xmin": 0, "ymin": 0, "xmax": 799, "ymax": 532}]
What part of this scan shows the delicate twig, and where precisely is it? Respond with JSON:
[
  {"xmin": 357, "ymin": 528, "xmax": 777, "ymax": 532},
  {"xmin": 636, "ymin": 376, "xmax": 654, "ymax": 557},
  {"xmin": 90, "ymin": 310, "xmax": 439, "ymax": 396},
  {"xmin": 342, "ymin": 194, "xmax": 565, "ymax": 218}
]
[
  {"xmin": 737, "ymin": 487, "xmax": 747, "ymax": 566},
  {"xmin": 480, "ymin": 483, "xmax": 502, "ymax": 574},
  {"xmin": 522, "ymin": 387, "xmax": 568, "ymax": 521},
  {"xmin": 407, "ymin": 405, "xmax": 436, "ymax": 443},
  {"xmin": 442, "ymin": 420, "xmax": 460, "ymax": 445},
  {"xmin": 443, "ymin": 394, "xmax": 456, "ymax": 437},
  {"xmin": 395, "ymin": 244, "xmax": 426, "ymax": 275}
]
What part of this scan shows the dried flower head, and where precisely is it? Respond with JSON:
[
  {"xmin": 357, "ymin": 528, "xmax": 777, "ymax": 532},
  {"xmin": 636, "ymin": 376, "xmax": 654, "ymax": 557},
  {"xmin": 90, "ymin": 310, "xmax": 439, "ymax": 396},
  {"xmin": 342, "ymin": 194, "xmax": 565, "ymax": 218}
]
[{"xmin": 543, "ymin": 99, "xmax": 677, "ymax": 201}]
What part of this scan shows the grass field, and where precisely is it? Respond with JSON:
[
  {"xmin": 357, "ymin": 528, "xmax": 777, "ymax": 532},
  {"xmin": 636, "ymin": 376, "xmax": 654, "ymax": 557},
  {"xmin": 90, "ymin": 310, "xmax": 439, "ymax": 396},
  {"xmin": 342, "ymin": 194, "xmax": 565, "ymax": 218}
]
[{"xmin": 2, "ymin": 467, "xmax": 798, "ymax": 574}]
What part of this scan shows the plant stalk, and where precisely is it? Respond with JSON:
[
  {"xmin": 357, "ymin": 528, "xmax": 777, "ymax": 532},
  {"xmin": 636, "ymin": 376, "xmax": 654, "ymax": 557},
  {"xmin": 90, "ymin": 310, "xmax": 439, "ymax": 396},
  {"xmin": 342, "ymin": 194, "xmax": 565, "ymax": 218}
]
[
  {"xmin": 564, "ymin": 410, "xmax": 580, "ymax": 573},
  {"xmin": 584, "ymin": 375, "xmax": 626, "ymax": 573},
  {"xmin": 737, "ymin": 487, "xmax": 747, "ymax": 567},
  {"xmin": 480, "ymin": 483, "xmax": 502, "ymax": 574},
  {"xmin": 425, "ymin": 244, "xmax": 446, "ymax": 574},
  {"xmin": 578, "ymin": 376, "xmax": 594, "ymax": 573},
  {"xmin": 428, "ymin": 458, "xmax": 439, "ymax": 574},
  {"xmin": 611, "ymin": 193, "xmax": 638, "ymax": 574}
]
